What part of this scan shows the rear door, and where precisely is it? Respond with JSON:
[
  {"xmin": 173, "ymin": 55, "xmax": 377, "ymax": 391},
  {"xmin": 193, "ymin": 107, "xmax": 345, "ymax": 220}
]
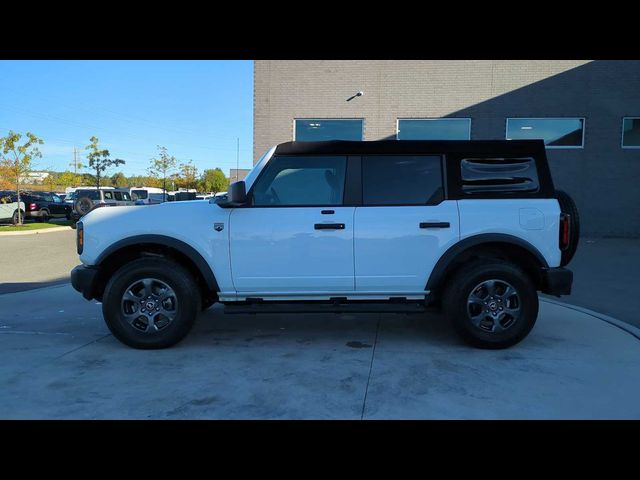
[{"xmin": 354, "ymin": 155, "xmax": 459, "ymax": 294}]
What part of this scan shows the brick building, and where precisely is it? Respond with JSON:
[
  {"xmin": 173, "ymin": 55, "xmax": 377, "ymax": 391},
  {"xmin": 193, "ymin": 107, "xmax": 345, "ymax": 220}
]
[{"xmin": 253, "ymin": 60, "xmax": 640, "ymax": 237}]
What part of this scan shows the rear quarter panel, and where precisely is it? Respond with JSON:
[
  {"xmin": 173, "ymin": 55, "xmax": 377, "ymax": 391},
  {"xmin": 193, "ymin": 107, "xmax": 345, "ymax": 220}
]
[{"xmin": 457, "ymin": 199, "xmax": 561, "ymax": 267}]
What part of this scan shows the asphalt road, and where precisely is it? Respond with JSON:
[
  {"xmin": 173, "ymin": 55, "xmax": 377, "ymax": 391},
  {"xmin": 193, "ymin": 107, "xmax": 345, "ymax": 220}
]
[
  {"xmin": 0, "ymin": 229, "xmax": 78, "ymax": 294},
  {"xmin": 0, "ymin": 230, "xmax": 638, "ymax": 327}
]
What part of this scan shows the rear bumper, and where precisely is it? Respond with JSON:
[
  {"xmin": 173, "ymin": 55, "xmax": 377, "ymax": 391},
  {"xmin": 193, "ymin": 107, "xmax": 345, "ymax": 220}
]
[
  {"xmin": 71, "ymin": 264, "xmax": 99, "ymax": 300},
  {"xmin": 540, "ymin": 267, "xmax": 573, "ymax": 296}
]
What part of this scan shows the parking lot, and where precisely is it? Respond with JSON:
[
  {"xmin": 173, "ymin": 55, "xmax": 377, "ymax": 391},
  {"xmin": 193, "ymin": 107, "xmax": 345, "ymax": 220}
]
[{"xmin": 1, "ymin": 228, "xmax": 640, "ymax": 419}]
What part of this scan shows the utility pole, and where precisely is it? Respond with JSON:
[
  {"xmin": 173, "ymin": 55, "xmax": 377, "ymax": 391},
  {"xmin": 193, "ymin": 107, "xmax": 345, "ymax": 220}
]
[
  {"xmin": 236, "ymin": 137, "xmax": 239, "ymax": 183},
  {"xmin": 73, "ymin": 147, "xmax": 77, "ymax": 186}
]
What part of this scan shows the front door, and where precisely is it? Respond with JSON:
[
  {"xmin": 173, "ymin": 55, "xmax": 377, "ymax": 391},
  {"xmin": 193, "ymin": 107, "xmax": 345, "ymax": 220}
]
[
  {"xmin": 354, "ymin": 154, "xmax": 459, "ymax": 294},
  {"xmin": 229, "ymin": 155, "xmax": 355, "ymax": 295}
]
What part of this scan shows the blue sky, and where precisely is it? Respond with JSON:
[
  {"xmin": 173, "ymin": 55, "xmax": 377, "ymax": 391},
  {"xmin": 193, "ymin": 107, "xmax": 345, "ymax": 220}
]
[{"xmin": 0, "ymin": 60, "xmax": 254, "ymax": 177}]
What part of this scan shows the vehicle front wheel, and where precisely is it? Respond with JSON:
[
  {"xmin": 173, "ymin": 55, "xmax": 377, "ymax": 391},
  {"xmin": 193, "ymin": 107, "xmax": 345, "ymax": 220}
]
[
  {"xmin": 442, "ymin": 260, "xmax": 539, "ymax": 349},
  {"xmin": 102, "ymin": 257, "xmax": 201, "ymax": 349}
]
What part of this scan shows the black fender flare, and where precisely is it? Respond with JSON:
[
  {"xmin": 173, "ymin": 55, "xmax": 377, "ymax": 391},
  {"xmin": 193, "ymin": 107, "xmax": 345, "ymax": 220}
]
[
  {"xmin": 95, "ymin": 234, "xmax": 219, "ymax": 292},
  {"xmin": 425, "ymin": 233, "xmax": 549, "ymax": 291}
]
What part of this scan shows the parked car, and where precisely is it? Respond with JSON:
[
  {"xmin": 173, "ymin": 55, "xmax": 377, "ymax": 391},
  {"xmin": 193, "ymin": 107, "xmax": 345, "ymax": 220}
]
[
  {"xmin": 19, "ymin": 191, "xmax": 72, "ymax": 222},
  {"xmin": 70, "ymin": 187, "xmax": 136, "ymax": 223},
  {"xmin": 71, "ymin": 140, "xmax": 579, "ymax": 350},
  {"xmin": 0, "ymin": 193, "xmax": 25, "ymax": 225}
]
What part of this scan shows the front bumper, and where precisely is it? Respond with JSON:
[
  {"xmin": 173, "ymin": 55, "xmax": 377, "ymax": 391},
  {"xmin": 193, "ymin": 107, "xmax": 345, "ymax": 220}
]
[
  {"xmin": 71, "ymin": 264, "xmax": 99, "ymax": 300},
  {"xmin": 540, "ymin": 267, "xmax": 573, "ymax": 296}
]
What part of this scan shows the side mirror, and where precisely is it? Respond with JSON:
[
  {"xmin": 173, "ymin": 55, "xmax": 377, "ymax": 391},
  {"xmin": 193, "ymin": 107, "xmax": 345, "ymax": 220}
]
[{"xmin": 214, "ymin": 181, "xmax": 247, "ymax": 207}]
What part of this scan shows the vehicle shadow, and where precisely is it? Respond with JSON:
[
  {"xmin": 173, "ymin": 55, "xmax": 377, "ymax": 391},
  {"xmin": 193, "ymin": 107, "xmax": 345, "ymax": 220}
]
[
  {"xmin": 0, "ymin": 277, "xmax": 69, "ymax": 295},
  {"xmin": 188, "ymin": 305, "xmax": 463, "ymax": 349}
]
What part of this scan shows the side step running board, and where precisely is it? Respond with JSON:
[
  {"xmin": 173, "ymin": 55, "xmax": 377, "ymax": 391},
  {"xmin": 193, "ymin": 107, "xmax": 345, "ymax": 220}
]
[{"xmin": 223, "ymin": 301, "xmax": 430, "ymax": 315}]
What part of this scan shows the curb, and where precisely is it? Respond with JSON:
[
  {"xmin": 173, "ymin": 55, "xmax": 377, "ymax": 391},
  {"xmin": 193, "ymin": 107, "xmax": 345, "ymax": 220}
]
[
  {"xmin": 540, "ymin": 297, "xmax": 640, "ymax": 341},
  {"xmin": 0, "ymin": 226, "xmax": 73, "ymax": 236}
]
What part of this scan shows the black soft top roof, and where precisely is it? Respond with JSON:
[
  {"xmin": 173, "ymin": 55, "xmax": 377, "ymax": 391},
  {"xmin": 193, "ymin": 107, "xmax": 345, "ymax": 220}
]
[{"xmin": 273, "ymin": 139, "xmax": 546, "ymax": 156}]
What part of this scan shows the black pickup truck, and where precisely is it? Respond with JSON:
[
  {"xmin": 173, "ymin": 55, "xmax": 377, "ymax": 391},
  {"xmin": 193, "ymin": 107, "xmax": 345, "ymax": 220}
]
[{"xmin": 20, "ymin": 191, "xmax": 72, "ymax": 222}]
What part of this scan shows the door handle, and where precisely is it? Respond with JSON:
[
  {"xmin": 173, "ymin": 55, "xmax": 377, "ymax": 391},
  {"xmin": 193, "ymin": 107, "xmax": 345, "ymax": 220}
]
[
  {"xmin": 315, "ymin": 223, "xmax": 345, "ymax": 230},
  {"xmin": 420, "ymin": 222, "xmax": 450, "ymax": 229}
]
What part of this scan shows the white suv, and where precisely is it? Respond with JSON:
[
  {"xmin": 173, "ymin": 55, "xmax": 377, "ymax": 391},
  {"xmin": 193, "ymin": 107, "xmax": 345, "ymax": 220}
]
[{"xmin": 71, "ymin": 140, "xmax": 578, "ymax": 350}]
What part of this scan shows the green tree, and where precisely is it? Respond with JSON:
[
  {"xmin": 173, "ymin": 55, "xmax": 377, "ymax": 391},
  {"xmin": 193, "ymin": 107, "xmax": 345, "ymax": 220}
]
[
  {"xmin": 177, "ymin": 160, "xmax": 198, "ymax": 190},
  {"xmin": 0, "ymin": 131, "xmax": 44, "ymax": 224},
  {"xmin": 56, "ymin": 171, "xmax": 77, "ymax": 188},
  {"xmin": 127, "ymin": 175, "xmax": 162, "ymax": 188},
  {"xmin": 110, "ymin": 171, "xmax": 128, "ymax": 187},
  {"xmin": 45, "ymin": 171, "xmax": 59, "ymax": 191},
  {"xmin": 200, "ymin": 168, "xmax": 229, "ymax": 194},
  {"xmin": 85, "ymin": 136, "xmax": 125, "ymax": 189},
  {"xmin": 147, "ymin": 146, "xmax": 177, "ymax": 202}
]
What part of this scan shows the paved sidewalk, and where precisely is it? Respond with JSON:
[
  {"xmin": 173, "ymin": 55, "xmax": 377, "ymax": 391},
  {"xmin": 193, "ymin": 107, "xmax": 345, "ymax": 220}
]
[{"xmin": 1, "ymin": 284, "xmax": 639, "ymax": 419}]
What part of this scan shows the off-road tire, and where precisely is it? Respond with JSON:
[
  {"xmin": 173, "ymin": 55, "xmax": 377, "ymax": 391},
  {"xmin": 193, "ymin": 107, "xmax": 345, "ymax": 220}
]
[
  {"xmin": 102, "ymin": 257, "xmax": 201, "ymax": 349},
  {"xmin": 442, "ymin": 259, "xmax": 539, "ymax": 349},
  {"xmin": 74, "ymin": 197, "xmax": 94, "ymax": 217}
]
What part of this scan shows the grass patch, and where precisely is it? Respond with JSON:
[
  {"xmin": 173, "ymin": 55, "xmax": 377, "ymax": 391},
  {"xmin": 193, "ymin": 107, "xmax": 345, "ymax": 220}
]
[{"xmin": 0, "ymin": 220, "xmax": 73, "ymax": 232}]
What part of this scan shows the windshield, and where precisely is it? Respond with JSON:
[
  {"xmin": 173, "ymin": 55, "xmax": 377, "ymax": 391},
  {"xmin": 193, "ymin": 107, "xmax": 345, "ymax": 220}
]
[{"xmin": 243, "ymin": 145, "xmax": 276, "ymax": 191}]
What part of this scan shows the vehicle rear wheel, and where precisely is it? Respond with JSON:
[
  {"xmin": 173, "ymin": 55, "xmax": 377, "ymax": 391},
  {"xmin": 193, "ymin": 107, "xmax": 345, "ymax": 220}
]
[
  {"xmin": 556, "ymin": 189, "xmax": 580, "ymax": 266},
  {"xmin": 11, "ymin": 210, "xmax": 24, "ymax": 225},
  {"xmin": 102, "ymin": 257, "xmax": 201, "ymax": 349},
  {"xmin": 39, "ymin": 210, "xmax": 49, "ymax": 223},
  {"xmin": 442, "ymin": 260, "xmax": 539, "ymax": 349}
]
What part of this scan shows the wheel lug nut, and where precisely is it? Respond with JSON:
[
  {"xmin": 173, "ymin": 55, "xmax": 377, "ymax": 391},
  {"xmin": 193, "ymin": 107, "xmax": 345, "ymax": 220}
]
[{"xmin": 141, "ymin": 308, "xmax": 145, "ymax": 312}]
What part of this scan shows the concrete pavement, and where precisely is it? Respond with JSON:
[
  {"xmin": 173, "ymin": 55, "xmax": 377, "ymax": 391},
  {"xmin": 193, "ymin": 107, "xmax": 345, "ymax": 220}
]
[{"xmin": 1, "ymin": 284, "xmax": 639, "ymax": 419}]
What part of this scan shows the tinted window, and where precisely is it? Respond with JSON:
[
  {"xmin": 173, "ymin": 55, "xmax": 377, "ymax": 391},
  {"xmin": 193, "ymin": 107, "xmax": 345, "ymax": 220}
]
[
  {"xmin": 622, "ymin": 118, "xmax": 640, "ymax": 148},
  {"xmin": 251, "ymin": 156, "xmax": 347, "ymax": 206},
  {"xmin": 362, "ymin": 156, "xmax": 443, "ymax": 205},
  {"xmin": 460, "ymin": 157, "xmax": 539, "ymax": 194},
  {"xmin": 77, "ymin": 190, "xmax": 99, "ymax": 200},
  {"xmin": 132, "ymin": 189, "xmax": 148, "ymax": 199},
  {"xmin": 294, "ymin": 119, "xmax": 363, "ymax": 141},
  {"xmin": 103, "ymin": 191, "xmax": 114, "ymax": 200},
  {"xmin": 113, "ymin": 191, "xmax": 131, "ymax": 201},
  {"xmin": 397, "ymin": 119, "xmax": 470, "ymax": 140},
  {"xmin": 506, "ymin": 118, "xmax": 584, "ymax": 147},
  {"xmin": 149, "ymin": 193, "xmax": 165, "ymax": 202}
]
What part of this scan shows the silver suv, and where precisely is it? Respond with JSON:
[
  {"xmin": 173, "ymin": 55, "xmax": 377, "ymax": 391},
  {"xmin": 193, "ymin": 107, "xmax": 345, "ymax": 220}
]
[{"xmin": 71, "ymin": 188, "xmax": 135, "ymax": 222}]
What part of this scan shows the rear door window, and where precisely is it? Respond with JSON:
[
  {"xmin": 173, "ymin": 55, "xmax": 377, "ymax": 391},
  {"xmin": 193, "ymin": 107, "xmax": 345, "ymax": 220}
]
[{"xmin": 362, "ymin": 155, "xmax": 443, "ymax": 205}]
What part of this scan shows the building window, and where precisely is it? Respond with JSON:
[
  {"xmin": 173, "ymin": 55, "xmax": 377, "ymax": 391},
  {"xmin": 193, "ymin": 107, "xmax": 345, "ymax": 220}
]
[
  {"xmin": 506, "ymin": 118, "xmax": 585, "ymax": 148},
  {"xmin": 622, "ymin": 117, "xmax": 640, "ymax": 148},
  {"xmin": 294, "ymin": 119, "xmax": 363, "ymax": 141},
  {"xmin": 397, "ymin": 118, "xmax": 471, "ymax": 140}
]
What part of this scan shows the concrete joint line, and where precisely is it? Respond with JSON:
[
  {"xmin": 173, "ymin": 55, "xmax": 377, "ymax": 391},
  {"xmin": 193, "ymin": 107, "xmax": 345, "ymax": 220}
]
[{"xmin": 360, "ymin": 317, "xmax": 381, "ymax": 420}]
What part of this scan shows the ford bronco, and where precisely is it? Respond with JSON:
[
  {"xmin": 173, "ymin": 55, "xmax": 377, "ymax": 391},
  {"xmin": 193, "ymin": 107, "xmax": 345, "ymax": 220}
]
[{"xmin": 71, "ymin": 140, "xmax": 578, "ymax": 349}]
